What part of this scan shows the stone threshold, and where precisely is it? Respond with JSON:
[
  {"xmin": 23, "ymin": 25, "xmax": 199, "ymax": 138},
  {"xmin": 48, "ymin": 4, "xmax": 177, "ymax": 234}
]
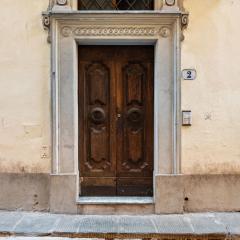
[
  {"xmin": 0, "ymin": 211, "xmax": 240, "ymax": 239},
  {"xmin": 77, "ymin": 196, "xmax": 154, "ymax": 205}
]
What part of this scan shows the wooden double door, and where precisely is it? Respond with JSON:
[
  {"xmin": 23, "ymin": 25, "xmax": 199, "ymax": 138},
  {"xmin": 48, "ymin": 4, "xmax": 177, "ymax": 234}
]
[{"xmin": 79, "ymin": 46, "xmax": 154, "ymax": 196}]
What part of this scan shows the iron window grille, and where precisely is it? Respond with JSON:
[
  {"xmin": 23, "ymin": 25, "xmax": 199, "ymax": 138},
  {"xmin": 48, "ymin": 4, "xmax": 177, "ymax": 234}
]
[{"xmin": 78, "ymin": 0, "xmax": 154, "ymax": 10}]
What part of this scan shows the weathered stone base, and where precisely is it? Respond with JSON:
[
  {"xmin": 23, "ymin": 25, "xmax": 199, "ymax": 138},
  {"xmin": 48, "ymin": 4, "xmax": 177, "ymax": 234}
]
[
  {"xmin": 77, "ymin": 204, "xmax": 155, "ymax": 215},
  {"xmin": 0, "ymin": 173, "xmax": 50, "ymax": 212},
  {"xmin": 155, "ymin": 174, "xmax": 240, "ymax": 214},
  {"xmin": 1, "ymin": 173, "xmax": 240, "ymax": 214},
  {"xmin": 50, "ymin": 174, "xmax": 78, "ymax": 214}
]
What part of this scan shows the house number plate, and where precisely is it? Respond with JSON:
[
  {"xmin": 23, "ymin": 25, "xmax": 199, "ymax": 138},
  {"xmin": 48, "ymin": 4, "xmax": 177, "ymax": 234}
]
[{"xmin": 182, "ymin": 69, "xmax": 197, "ymax": 80}]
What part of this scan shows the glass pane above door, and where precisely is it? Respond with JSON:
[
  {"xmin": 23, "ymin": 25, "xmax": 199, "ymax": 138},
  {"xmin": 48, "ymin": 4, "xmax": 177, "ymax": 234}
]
[{"xmin": 78, "ymin": 0, "xmax": 154, "ymax": 10}]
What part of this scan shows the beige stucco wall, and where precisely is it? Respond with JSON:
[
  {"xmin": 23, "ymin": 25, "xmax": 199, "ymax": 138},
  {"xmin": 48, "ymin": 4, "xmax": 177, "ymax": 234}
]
[
  {"xmin": 0, "ymin": 0, "xmax": 50, "ymax": 173},
  {"xmin": 182, "ymin": 0, "xmax": 240, "ymax": 174},
  {"xmin": 0, "ymin": 0, "xmax": 240, "ymax": 174}
]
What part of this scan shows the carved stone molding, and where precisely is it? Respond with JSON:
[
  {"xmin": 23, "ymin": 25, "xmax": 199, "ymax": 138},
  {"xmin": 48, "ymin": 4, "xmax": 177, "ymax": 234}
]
[
  {"xmin": 181, "ymin": 13, "xmax": 189, "ymax": 30},
  {"xmin": 180, "ymin": 13, "xmax": 189, "ymax": 41},
  {"xmin": 56, "ymin": 0, "xmax": 68, "ymax": 5},
  {"xmin": 159, "ymin": 27, "xmax": 171, "ymax": 38},
  {"xmin": 73, "ymin": 26, "xmax": 158, "ymax": 37},
  {"xmin": 60, "ymin": 26, "xmax": 172, "ymax": 38},
  {"xmin": 162, "ymin": 0, "xmax": 178, "ymax": 10},
  {"xmin": 165, "ymin": 0, "xmax": 176, "ymax": 6},
  {"xmin": 42, "ymin": 14, "xmax": 50, "ymax": 31},
  {"xmin": 156, "ymin": 0, "xmax": 185, "ymax": 10},
  {"xmin": 51, "ymin": 0, "xmax": 72, "ymax": 11},
  {"xmin": 42, "ymin": 12, "xmax": 51, "ymax": 43},
  {"xmin": 42, "ymin": 0, "xmax": 189, "ymax": 42},
  {"xmin": 61, "ymin": 26, "xmax": 73, "ymax": 37}
]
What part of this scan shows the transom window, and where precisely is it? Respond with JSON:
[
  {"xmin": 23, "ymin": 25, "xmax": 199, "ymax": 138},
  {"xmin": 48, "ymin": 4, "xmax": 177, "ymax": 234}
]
[{"xmin": 78, "ymin": 0, "xmax": 154, "ymax": 10}]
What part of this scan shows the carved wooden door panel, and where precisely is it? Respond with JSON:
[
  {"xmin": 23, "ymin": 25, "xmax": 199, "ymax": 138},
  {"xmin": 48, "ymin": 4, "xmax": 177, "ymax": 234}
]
[
  {"xmin": 115, "ymin": 46, "xmax": 154, "ymax": 196},
  {"xmin": 79, "ymin": 46, "xmax": 153, "ymax": 196}
]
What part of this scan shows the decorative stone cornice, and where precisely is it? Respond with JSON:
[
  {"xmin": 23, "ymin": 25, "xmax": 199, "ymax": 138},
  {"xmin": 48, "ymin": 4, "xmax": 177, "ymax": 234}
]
[{"xmin": 42, "ymin": 0, "xmax": 189, "ymax": 42}]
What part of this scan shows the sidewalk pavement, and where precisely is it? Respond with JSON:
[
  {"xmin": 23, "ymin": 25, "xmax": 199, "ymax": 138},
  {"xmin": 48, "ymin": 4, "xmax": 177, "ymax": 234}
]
[
  {"xmin": 0, "ymin": 238, "xmax": 96, "ymax": 240},
  {"xmin": 0, "ymin": 211, "xmax": 240, "ymax": 239}
]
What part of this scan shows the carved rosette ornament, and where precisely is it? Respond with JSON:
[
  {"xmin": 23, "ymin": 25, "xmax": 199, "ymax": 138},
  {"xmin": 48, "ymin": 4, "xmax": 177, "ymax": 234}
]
[
  {"xmin": 56, "ymin": 0, "xmax": 67, "ymax": 5},
  {"xmin": 61, "ymin": 26, "xmax": 72, "ymax": 37},
  {"xmin": 165, "ymin": 0, "xmax": 175, "ymax": 6},
  {"xmin": 160, "ymin": 27, "xmax": 171, "ymax": 38}
]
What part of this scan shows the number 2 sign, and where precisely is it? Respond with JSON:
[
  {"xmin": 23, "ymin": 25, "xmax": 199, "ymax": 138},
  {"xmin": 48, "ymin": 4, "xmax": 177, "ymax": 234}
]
[{"xmin": 182, "ymin": 69, "xmax": 197, "ymax": 80}]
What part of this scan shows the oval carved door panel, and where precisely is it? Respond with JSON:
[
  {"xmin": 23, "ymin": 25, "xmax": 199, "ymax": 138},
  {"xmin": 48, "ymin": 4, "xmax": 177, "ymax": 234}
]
[{"xmin": 79, "ymin": 46, "xmax": 154, "ymax": 196}]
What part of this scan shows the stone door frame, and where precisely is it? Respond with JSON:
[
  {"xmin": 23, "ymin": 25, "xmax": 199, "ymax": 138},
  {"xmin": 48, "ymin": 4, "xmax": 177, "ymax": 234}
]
[{"xmin": 45, "ymin": 8, "xmax": 188, "ymax": 213}]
